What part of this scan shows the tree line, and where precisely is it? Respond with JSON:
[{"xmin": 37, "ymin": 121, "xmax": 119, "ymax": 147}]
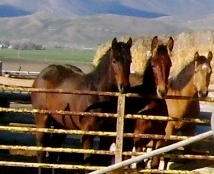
[{"xmin": 0, "ymin": 39, "xmax": 45, "ymax": 50}]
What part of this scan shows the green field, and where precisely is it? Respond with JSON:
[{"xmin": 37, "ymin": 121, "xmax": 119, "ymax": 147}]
[{"xmin": 0, "ymin": 49, "xmax": 96, "ymax": 63}]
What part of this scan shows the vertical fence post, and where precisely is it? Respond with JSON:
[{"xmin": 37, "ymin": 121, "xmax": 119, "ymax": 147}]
[{"xmin": 115, "ymin": 93, "xmax": 125, "ymax": 164}]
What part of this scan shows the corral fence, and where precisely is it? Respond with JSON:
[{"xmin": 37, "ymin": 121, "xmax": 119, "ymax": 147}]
[
  {"xmin": 1, "ymin": 70, "xmax": 38, "ymax": 79},
  {"xmin": 0, "ymin": 85, "xmax": 213, "ymax": 173},
  {"xmin": 0, "ymin": 61, "xmax": 39, "ymax": 79}
]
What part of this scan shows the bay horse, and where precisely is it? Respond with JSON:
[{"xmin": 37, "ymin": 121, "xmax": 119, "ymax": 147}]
[
  {"xmin": 31, "ymin": 37, "xmax": 132, "ymax": 174},
  {"xmin": 84, "ymin": 36, "xmax": 174, "ymax": 171},
  {"xmin": 164, "ymin": 51, "xmax": 213, "ymax": 169},
  {"xmin": 131, "ymin": 36, "xmax": 174, "ymax": 170}
]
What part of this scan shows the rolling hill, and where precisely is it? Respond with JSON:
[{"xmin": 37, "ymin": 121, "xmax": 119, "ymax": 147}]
[{"xmin": 0, "ymin": 0, "xmax": 214, "ymax": 48}]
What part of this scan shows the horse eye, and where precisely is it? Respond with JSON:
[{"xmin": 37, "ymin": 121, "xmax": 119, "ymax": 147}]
[{"xmin": 112, "ymin": 59, "xmax": 116, "ymax": 63}]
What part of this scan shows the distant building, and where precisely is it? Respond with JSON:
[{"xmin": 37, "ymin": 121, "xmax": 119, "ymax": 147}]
[{"xmin": 8, "ymin": 45, "xmax": 12, "ymax": 49}]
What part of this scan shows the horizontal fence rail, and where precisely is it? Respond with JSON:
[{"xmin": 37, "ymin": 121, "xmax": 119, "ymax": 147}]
[
  {"xmin": 0, "ymin": 124, "xmax": 213, "ymax": 142},
  {"xmin": 1, "ymin": 85, "xmax": 214, "ymax": 101},
  {"xmin": 0, "ymin": 161, "xmax": 210, "ymax": 174},
  {"xmin": 1, "ymin": 144, "xmax": 214, "ymax": 160},
  {"xmin": 0, "ymin": 107, "xmax": 210, "ymax": 124}
]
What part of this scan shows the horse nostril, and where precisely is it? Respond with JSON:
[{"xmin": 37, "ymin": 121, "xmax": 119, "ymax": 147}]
[
  {"xmin": 157, "ymin": 88, "xmax": 167, "ymax": 98},
  {"xmin": 120, "ymin": 84, "xmax": 125, "ymax": 93},
  {"xmin": 198, "ymin": 90, "xmax": 208, "ymax": 98},
  {"xmin": 119, "ymin": 83, "xmax": 129, "ymax": 93}
]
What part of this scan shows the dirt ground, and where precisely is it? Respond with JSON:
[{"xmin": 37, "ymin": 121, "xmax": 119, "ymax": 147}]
[
  {"xmin": 0, "ymin": 57, "xmax": 94, "ymax": 73},
  {"xmin": 0, "ymin": 58, "xmax": 95, "ymax": 87}
]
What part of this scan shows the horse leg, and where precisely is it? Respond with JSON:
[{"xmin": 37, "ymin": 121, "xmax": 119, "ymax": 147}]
[
  {"xmin": 134, "ymin": 119, "xmax": 151, "ymax": 169},
  {"xmin": 134, "ymin": 129, "xmax": 150, "ymax": 169},
  {"xmin": 123, "ymin": 119, "xmax": 135, "ymax": 162},
  {"xmin": 163, "ymin": 121, "xmax": 175, "ymax": 170},
  {"xmin": 150, "ymin": 139, "xmax": 165, "ymax": 169},
  {"xmin": 35, "ymin": 114, "xmax": 51, "ymax": 174},
  {"xmin": 82, "ymin": 135, "xmax": 95, "ymax": 164},
  {"xmin": 81, "ymin": 116, "xmax": 102, "ymax": 165},
  {"xmin": 182, "ymin": 123, "xmax": 197, "ymax": 157},
  {"xmin": 48, "ymin": 119, "xmax": 67, "ymax": 163},
  {"xmin": 48, "ymin": 132, "xmax": 67, "ymax": 174},
  {"xmin": 98, "ymin": 136, "xmax": 115, "ymax": 166},
  {"xmin": 134, "ymin": 139, "xmax": 150, "ymax": 169}
]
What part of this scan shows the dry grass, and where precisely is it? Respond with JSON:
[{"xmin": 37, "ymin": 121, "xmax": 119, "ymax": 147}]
[{"xmin": 93, "ymin": 30, "xmax": 214, "ymax": 84}]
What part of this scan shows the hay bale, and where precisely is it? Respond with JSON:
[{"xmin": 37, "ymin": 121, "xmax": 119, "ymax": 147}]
[
  {"xmin": 93, "ymin": 30, "xmax": 214, "ymax": 83},
  {"xmin": 170, "ymin": 30, "xmax": 214, "ymax": 80}
]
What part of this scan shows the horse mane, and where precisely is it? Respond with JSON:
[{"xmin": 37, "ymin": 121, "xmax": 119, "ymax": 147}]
[
  {"xmin": 169, "ymin": 61, "xmax": 194, "ymax": 90},
  {"xmin": 156, "ymin": 45, "xmax": 168, "ymax": 55},
  {"xmin": 130, "ymin": 59, "xmax": 157, "ymax": 95},
  {"xmin": 84, "ymin": 48, "xmax": 112, "ymax": 86},
  {"xmin": 169, "ymin": 56, "xmax": 208, "ymax": 90},
  {"xmin": 142, "ymin": 59, "xmax": 157, "ymax": 93}
]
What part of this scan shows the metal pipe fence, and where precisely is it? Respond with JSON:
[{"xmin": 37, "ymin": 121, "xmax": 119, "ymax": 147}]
[{"xmin": 0, "ymin": 85, "xmax": 213, "ymax": 173}]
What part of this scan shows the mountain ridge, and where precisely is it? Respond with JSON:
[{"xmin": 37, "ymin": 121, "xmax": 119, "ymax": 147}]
[{"xmin": 0, "ymin": 0, "xmax": 214, "ymax": 48}]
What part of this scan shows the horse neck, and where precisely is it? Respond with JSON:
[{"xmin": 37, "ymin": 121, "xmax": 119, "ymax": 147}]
[
  {"xmin": 86, "ymin": 51, "xmax": 115, "ymax": 91},
  {"xmin": 142, "ymin": 61, "xmax": 157, "ymax": 95},
  {"xmin": 169, "ymin": 62, "xmax": 197, "ymax": 97}
]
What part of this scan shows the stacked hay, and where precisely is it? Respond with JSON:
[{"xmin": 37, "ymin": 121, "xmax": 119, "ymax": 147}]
[
  {"xmin": 93, "ymin": 30, "xmax": 214, "ymax": 83},
  {"xmin": 93, "ymin": 35, "xmax": 156, "ymax": 75}
]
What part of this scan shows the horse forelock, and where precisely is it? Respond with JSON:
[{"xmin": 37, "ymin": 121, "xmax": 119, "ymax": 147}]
[{"xmin": 195, "ymin": 55, "xmax": 211, "ymax": 67}]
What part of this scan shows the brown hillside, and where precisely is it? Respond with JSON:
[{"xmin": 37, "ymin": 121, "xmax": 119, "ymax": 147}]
[{"xmin": 93, "ymin": 30, "xmax": 214, "ymax": 83}]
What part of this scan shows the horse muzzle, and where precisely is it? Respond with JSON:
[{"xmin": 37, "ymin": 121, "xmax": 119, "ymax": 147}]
[{"xmin": 157, "ymin": 87, "xmax": 167, "ymax": 98}]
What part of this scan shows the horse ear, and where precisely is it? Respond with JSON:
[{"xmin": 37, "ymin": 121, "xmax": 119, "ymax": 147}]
[
  {"xmin": 111, "ymin": 37, "xmax": 118, "ymax": 48},
  {"xmin": 207, "ymin": 51, "xmax": 213, "ymax": 61},
  {"xmin": 151, "ymin": 36, "xmax": 158, "ymax": 52},
  {"xmin": 167, "ymin": 36, "xmax": 174, "ymax": 52},
  {"xmin": 127, "ymin": 38, "xmax": 132, "ymax": 48},
  {"xmin": 194, "ymin": 52, "xmax": 200, "ymax": 60}
]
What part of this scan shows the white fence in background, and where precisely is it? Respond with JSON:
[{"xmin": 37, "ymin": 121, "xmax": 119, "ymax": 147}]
[{"xmin": 1, "ymin": 70, "xmax": 39, "ymax": 78}]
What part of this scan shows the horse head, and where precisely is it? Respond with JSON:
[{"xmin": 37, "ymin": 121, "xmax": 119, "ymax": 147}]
[
  {"xmin": 110, "ymin": 37, "xmax": 132, "ymax": 93},
  {"xmin": 150, "ymin": 36, "xmax": 174, "ymax": 98},
  {"xmin": 193, "ymin": 51, "xmax": 213, "ymax": 97}
]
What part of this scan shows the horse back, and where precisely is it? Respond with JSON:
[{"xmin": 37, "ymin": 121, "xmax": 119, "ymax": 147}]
[{"xmin": 31, "ymin": 64, "xmax": 84, "ymax": 112}]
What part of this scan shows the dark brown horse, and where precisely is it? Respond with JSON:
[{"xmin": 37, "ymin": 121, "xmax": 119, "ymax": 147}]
[
  {"xmin": 164, "ymin": 51, "xmax": 213, "ymax": 169},
  {"xmin": 131, "ymin": 36, "xmax": 174, "ymax": 170},
  {"xmin": 84, "ymin": 36, "xmax": 174, "ymax": 170},
  {"xmin": 31, "ymin": 37, "xmax": 132, "ymax": 174}
]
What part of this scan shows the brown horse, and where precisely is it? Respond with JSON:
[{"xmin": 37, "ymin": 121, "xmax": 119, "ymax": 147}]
[
  {"xmin": 164, "ymin": 51, "xmax": 213, "ymax": 169},
  {"xmin": 84, "ymin": 36, "xmax": 174, "ymax": 170},
  {"xmin": 31, "ymin": 37, "xmax": 132, "ymax": 174},
  {"xmin": 132, "ymin": 36, "xmax": 174, "ymax": 170}
]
